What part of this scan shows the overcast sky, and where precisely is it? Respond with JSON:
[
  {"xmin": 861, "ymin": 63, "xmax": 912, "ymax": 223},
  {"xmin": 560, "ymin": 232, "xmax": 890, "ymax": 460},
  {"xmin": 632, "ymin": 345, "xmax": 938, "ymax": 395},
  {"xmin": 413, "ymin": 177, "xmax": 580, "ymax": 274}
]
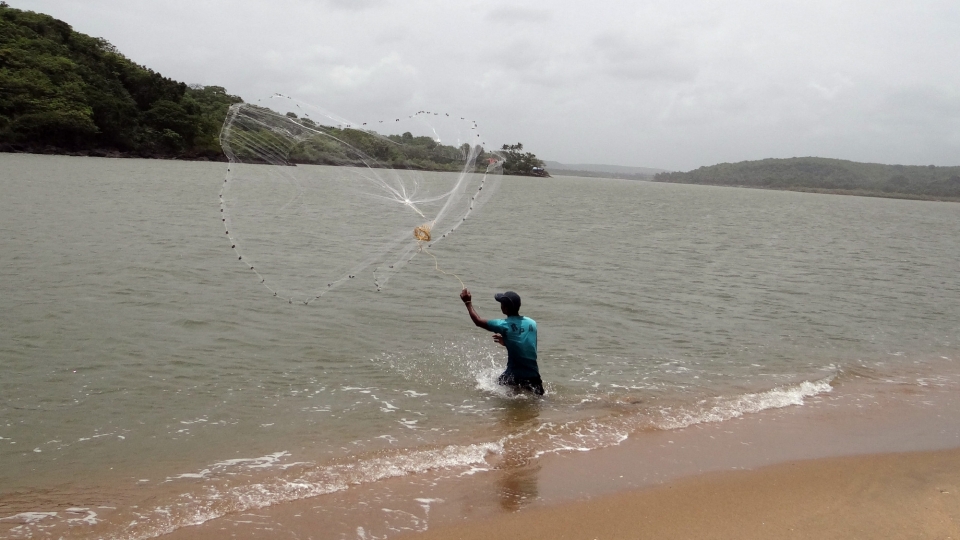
[{"xmin": 14, "ymin": 0, "xmax": 960, "ymax": 170}]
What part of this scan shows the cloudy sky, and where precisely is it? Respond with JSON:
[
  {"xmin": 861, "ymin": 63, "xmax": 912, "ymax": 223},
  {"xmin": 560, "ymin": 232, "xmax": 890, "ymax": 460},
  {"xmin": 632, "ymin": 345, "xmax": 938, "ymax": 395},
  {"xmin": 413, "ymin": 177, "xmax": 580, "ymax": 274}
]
[{"xmin": 15, "ymin": 0, "xmax": 960, "ymax": 170}]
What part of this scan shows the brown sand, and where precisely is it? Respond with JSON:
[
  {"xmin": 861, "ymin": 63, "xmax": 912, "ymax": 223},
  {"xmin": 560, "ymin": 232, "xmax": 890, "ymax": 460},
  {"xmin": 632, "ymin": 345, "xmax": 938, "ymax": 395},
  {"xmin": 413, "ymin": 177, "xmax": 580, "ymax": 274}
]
[
  {"xmin": 402, "ymin": 448, "xmax": 960, "ymax": 540},
  {"xmin": 162, "ymin": 376, "xmax": 960, "ymax": 540}
]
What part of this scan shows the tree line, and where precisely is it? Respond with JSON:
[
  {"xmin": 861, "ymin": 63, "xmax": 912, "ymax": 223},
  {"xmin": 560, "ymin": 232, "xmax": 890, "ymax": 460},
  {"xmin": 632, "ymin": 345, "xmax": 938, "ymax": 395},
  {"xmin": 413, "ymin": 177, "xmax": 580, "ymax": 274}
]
[
  {"xmin": 225, "ymin": 106, "xmax": 502, "ymax": 173},
  {"xmin": 0, "ymin": 4, "xmax": 549, "ymax": 175},
  {"xmin": 0, "ymin": 4, "xmax": 242, "ymax": 159}
]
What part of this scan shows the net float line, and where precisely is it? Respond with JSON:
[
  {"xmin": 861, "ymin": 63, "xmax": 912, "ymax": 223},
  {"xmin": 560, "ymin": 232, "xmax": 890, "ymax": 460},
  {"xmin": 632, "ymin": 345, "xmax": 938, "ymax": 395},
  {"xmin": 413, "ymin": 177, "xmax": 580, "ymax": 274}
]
[{"xmin": 220, "ymin": 96, "xmax": 502, "ymax": 304}]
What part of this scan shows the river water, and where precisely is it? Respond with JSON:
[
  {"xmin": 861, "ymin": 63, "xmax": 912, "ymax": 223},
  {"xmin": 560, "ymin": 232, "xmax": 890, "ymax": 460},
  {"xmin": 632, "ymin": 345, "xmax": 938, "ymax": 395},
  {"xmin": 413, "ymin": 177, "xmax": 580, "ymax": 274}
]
[{"xmin": 1, "ymin": 153, "xmax": 959, "ymax": 539}]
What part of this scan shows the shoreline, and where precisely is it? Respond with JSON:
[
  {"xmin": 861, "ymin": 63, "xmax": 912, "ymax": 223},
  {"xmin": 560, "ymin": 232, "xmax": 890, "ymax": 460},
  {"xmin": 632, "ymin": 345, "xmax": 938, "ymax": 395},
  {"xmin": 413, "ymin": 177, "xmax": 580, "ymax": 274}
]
[
  {"xmin": 399, "ymin": 371, "xmax": 960, "ymax": 540},
  {"xmin": 0, "ymin": 150, "xmax": 539, "ymax": 176},
  {"xmin": 3, "ymin": 151, "xmax": 957, "ymax": 200},
  {"xmin": 160, "ymin": 362, "xmax": 960, "ymax": 540},
  {"xmin": 0, "ymin": 146, "xmax": 228, "ymax": 162},
  {"xmin": 646, "ymin": 178, "xmax": 960, "ymax": 202},
  {"xmin": 5, "ymin": 368, "xmax": 959, "ymax": 540}
]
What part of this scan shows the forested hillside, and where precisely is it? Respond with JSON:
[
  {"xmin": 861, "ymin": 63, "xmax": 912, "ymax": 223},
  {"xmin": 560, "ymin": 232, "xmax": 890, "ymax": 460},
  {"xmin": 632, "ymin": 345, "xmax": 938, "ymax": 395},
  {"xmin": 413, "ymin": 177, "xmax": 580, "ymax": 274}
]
[
  {"xmin": 0, "ymin": 3, "xmax": 241, "ymax": 159},
  {"xmin": 0, "ymin": 4, "xmax": 550, "ymax": 175},
  {"xmin": 223, "ymin": 105, "xmax": 497, "ymax": 172},
  {"xmin": 654, "ymin": 157, "xmax": 960, "ymax": 201}
]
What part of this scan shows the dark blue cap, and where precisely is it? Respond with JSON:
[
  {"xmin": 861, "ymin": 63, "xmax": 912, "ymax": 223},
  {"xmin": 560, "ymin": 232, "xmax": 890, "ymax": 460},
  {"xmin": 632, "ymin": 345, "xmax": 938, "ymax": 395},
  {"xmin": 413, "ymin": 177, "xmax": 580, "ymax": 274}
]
[{"xmin": 494, "ymin": 291, "xmax": 521, "ymax": 310}]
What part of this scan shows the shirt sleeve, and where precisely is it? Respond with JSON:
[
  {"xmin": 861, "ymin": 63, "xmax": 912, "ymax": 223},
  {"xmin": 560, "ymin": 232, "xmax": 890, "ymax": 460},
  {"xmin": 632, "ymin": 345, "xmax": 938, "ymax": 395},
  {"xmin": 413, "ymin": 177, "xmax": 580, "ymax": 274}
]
[{"xmin": 485, "ymin": 318, "xmax": 507, "ymax": 333}]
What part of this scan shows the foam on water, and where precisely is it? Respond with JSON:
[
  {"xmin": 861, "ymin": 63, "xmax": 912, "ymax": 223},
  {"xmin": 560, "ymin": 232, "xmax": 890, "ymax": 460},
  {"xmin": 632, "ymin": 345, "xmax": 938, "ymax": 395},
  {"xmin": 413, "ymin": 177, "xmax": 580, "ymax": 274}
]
[
  {"xmin": 474, "ymin": 366, "xmax": 514, "ymax": 397},
  {"xmin": 132, "ymin": 442, "xmax": 501, "ymax": 540},
  {"xmin": 655, "ymin": 377, "xmax": 834, "ymax": 430},
  {"xmin": 1, "ymin": 377, "xmax": 837, "ymax": 540},
  {"xmin": 0, "ymin": 512, "xmax": 59, "ymax": 525},
  {"xmin": 163, "ymin": 452, "xmax": 292, "ymax": 482},
  {"xmin": 42, "ymin": 442, "xmax": 501, "ymax": 540},
  {"xmin": 0, "ymin": 512, "xmax": 60, "ymax": 538},
  {"xmin": 492, "ymin": 377, "xmax": 836, "ymax": 463},
  {"xmin": 65, "ymin": 509, "xmax": 100, "ymax": 526}
]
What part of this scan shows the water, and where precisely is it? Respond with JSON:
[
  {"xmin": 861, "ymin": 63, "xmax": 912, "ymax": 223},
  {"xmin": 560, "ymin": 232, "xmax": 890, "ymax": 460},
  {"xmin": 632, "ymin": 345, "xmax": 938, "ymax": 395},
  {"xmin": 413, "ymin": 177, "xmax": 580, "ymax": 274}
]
[{"xmin": 1, "ymin": 153, "xmax": 959, "ymax": 538}]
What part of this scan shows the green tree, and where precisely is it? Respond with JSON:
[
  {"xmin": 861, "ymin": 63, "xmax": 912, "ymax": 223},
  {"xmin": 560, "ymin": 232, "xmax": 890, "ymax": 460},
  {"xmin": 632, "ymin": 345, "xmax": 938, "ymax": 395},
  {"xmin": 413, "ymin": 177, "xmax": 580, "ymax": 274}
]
[
  {"xmin": 0, "ymin": 4, "xmax": 241, "ymax": 157},
  {"xmin": 500, "ymin": 142, "xmax": 545, "ymax": 176}
]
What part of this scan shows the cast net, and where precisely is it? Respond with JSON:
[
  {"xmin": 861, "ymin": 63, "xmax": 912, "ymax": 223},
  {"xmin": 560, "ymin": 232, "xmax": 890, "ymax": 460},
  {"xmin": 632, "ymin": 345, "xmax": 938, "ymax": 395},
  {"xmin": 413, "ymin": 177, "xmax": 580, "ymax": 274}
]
[{"xmin": 219, "ymin": 95, "xmax": 503, "ymax": 304}]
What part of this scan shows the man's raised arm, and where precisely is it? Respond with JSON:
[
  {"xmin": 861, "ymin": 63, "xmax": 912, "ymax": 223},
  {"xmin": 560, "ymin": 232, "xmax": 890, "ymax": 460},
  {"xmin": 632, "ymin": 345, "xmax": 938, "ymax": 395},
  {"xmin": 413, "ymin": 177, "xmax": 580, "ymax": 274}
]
[{"xmin": 460, "ymin": 289, "xmax": 488, "ymax": 328}]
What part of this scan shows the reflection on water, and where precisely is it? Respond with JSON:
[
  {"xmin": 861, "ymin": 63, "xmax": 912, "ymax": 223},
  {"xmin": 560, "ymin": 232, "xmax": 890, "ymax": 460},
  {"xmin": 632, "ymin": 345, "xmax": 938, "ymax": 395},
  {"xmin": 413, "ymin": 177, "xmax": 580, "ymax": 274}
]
[{"xmin": 495, "ymin": 398, "xmax": 542, "ymax": 511}]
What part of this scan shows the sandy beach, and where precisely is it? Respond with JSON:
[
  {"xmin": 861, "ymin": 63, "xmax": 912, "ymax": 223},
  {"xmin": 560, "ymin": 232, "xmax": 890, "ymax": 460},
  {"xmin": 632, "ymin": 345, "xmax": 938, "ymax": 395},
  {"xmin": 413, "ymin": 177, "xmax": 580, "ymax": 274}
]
[
  {"xmin": 403, "ymin": 448, "xmax": 960, "ymax": 540},
  {"xmin": 396, "ymin": 375, "xmax": 960, "ymax": 540},
  {"xmin": 156, "ymin": 367, "xmax": 960, "ymax": 540}
]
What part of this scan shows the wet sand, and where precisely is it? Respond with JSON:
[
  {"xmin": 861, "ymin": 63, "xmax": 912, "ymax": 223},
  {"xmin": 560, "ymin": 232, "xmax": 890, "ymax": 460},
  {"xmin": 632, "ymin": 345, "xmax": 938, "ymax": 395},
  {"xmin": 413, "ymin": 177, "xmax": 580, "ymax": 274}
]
[
  {"xmin": 399, "ymin": 377, "xmax": 960, "ymax": 540},
  {"xmin": 162, "ymin": 372, "xmax": 960, "ymax": 540},
  {"xmin": 403, "ymin": 447, "xmax": 960, "ymax": 540}
]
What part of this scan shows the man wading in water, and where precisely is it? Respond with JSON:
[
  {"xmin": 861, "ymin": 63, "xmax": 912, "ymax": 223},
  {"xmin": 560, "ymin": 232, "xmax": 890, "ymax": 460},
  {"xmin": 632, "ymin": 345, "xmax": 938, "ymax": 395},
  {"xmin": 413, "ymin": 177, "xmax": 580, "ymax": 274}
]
[{"xmin": 460, "ymin": 289, "xmax": 544, "ymax": 396}]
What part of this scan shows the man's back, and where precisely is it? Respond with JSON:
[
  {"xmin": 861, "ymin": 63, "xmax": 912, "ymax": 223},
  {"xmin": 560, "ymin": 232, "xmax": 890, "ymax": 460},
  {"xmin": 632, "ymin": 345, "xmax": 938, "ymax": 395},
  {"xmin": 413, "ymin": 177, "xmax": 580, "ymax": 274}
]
[{"xmin": 486, "ymin": 315, "xmax": 539, "ymax": 379}]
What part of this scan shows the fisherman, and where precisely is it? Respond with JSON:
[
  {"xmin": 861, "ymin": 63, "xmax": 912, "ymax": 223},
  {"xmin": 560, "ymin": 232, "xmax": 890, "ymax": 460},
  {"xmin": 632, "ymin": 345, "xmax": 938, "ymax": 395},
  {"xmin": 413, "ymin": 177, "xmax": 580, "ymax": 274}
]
[{"xmin": 460, "ymin": 289, "xmax": 544, "ymax": 395}]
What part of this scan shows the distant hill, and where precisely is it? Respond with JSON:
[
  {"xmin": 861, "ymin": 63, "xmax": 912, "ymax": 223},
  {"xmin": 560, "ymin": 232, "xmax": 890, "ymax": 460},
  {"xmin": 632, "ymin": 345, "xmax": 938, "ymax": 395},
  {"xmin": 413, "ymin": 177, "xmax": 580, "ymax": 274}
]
[
  {"xmin": 653, "ymin": 157, "xmax": 960, "ymax": 201},
  {"xmin": 544, "ymin": 161, "xmax": 668, "ymax": 179}
]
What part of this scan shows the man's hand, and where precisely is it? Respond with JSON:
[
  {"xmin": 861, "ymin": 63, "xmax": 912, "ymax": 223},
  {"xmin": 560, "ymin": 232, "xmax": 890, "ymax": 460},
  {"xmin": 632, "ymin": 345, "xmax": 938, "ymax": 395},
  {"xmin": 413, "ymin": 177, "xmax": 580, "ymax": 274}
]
[
  {"xmin": 493, "ymin": 334, "xmax": 505, "ymax": 347},
  {"xmin": 461, "ymin": 288, "xmax": 487, "ymax": 328}
]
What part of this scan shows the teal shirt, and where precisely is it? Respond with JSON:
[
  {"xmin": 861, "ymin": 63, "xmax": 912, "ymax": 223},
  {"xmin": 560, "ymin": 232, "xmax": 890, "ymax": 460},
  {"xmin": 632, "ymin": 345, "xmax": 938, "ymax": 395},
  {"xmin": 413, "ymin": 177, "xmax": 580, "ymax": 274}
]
[{"xmin": 486, "ymin": 315, "xmax": 539, "ymax": 379}]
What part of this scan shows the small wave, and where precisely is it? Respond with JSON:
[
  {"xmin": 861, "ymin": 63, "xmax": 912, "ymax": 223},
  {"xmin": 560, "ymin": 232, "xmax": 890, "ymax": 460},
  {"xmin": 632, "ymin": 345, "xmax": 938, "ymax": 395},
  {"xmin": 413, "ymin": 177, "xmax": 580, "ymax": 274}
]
[
  {"xmin": 3, "ymin": 378, "xmax": 834, "ymax": 539},
  {"xmin": 163, "ymin": 452, "xmax": 291, "ymax": 482},
  {"xmin": 492, "ymin": 377, "xmax": 835, "ymax": 463},
  {"xmin": 110, "ymin": 442, "xmax": 502, "ymax": 540},
  {"xmin": 655, "ymin": 377, "xmax": 834, "ymax": 430},
  {"xmin": 175, "ymin": 319, "xmax": 209, "ymax": 328}
]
